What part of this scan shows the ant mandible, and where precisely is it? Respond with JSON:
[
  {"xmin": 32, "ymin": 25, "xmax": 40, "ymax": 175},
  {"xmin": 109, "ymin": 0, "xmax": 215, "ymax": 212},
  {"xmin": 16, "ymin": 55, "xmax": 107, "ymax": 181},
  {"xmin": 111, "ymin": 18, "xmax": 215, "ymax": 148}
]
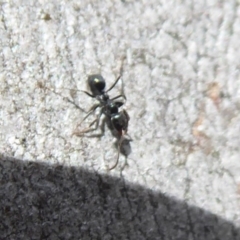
[{"xmin": 74, "ymin": 73, "xmax": 131, "ymax": 170}]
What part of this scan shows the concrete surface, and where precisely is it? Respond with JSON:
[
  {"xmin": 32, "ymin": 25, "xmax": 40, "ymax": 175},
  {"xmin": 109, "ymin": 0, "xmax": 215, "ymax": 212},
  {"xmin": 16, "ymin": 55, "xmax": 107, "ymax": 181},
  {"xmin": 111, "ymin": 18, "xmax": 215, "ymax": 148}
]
[{"xmin": 0, "ymin": 0, "xmax": 240, "ymax": 239}]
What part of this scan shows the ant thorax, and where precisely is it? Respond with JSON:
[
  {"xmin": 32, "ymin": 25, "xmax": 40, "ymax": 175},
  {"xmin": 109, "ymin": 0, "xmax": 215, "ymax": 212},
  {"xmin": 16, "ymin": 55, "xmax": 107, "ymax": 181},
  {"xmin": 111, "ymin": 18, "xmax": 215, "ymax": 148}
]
[{"xmin": 97, "ymin": 93, "xmax": 109, "ymax": 103}]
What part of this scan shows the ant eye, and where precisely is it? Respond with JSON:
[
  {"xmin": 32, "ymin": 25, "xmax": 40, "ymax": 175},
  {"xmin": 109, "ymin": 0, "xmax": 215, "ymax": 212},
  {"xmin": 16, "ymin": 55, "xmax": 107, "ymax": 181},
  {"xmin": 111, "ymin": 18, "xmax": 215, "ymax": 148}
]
[{"xmin": 88, "ymin": 75, "xmax": 106, "ymax": 95}]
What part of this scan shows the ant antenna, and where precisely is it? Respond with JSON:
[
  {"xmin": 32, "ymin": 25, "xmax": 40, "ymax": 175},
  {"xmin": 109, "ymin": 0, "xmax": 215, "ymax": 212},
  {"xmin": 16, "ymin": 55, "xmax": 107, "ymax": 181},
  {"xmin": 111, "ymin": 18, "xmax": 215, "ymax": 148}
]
[
  {"xmin": 39, "ymin": 85, "xmax": 87, "ymax": 112},
  {"xmin": 106, "ymin": 56, "xmax": 126, "ymax": 94},
  {"xmin": 105, "ymin": 75, "xmax": 121, "ymax": 93}
]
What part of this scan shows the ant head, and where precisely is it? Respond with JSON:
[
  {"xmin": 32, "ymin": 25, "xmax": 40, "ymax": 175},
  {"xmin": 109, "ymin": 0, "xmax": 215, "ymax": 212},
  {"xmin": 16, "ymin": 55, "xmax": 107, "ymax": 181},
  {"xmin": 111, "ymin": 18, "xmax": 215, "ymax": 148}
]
[{"xmin": 88, "ymin": 75, "xmax": 106, "ymax": 96}]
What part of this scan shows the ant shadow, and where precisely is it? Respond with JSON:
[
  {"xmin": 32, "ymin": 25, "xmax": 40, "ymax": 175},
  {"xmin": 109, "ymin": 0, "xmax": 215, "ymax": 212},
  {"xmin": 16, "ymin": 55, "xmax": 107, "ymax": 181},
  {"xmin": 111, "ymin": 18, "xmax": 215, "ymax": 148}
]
[{"xmin": 105, "ymin": 116, "xmax": 132, "ymax": 156}]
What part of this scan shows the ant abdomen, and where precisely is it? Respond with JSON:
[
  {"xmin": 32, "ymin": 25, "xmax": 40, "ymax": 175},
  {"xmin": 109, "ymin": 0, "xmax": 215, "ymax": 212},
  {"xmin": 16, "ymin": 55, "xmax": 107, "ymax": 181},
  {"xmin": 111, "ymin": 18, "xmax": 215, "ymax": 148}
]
[
  {"xmin": 111, "ymin": 110, "xmax": 129, "ymax": 133},
  {"xmin": 88, "ymin": 74, "xmax": 106, "ymax": 96}
]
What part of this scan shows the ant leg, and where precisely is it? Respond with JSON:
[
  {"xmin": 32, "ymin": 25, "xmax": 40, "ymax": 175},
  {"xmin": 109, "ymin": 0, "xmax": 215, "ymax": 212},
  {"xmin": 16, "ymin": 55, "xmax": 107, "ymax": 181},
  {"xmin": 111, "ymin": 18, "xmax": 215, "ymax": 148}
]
[
  {"xmin": 87, "ymin": 117, "xmax": 106, "ymax": 138},
  {"xmin": 73, "ymin": 110, "xmax": 103, "ymax": 136},
  {"xmin": 80, "ymin": 104, "xmax": 100, "ymax": 125},
  {"xmin": 81, "ymin": 90, "xmax": 95, "ymax": 98},
  {"xmin": 120, "ymin": 156, "xmax": 129, "ymax": 172},
  {"xmin": 107, "ymin": 77, "xmax": 126, "ymax": 100},
  {"xmin": 106, "ymin": 77, "xmax": 127, "ymax": 101},
  {"xmin": 107, "ymin": 134, "xmax": 125, "ymax": 171},
  {"xmin": 111, "ymin": 94, "xmax": 126, "ymax": 101},
  {"xmin": 73, "ymin": 104, "xmax": 100, "ymax": 133}
]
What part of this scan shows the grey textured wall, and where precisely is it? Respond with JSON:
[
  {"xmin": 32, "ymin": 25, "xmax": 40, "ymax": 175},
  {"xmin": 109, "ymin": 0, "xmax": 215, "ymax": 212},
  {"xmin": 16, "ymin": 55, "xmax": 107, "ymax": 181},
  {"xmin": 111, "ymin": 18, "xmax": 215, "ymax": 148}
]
[{"xmin": 0, "ymin": 0, "xmax": 240, "ymax": 239}]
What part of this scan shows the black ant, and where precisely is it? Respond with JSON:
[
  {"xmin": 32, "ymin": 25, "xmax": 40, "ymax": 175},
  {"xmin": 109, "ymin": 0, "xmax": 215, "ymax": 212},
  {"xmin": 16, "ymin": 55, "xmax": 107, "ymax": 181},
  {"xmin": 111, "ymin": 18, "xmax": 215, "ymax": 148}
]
[{"xmin": 74, "ymin": 74, "xmax": 131, "ymax": 170}]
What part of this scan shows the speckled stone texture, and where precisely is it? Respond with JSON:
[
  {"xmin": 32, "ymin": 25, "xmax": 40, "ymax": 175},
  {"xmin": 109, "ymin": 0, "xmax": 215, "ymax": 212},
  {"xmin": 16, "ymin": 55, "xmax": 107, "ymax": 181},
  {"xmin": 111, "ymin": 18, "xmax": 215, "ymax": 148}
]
[{"xmin": 1, "ymin": 0, "xmax": 240, "ymax": 239}]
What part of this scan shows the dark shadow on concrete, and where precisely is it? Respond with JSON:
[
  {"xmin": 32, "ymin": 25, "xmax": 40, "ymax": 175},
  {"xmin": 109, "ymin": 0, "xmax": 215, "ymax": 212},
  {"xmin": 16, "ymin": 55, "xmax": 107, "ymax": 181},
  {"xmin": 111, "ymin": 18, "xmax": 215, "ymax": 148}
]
[{"xmin": 0, "ymin": 154, "xmax": 239, "ymax": 240}]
